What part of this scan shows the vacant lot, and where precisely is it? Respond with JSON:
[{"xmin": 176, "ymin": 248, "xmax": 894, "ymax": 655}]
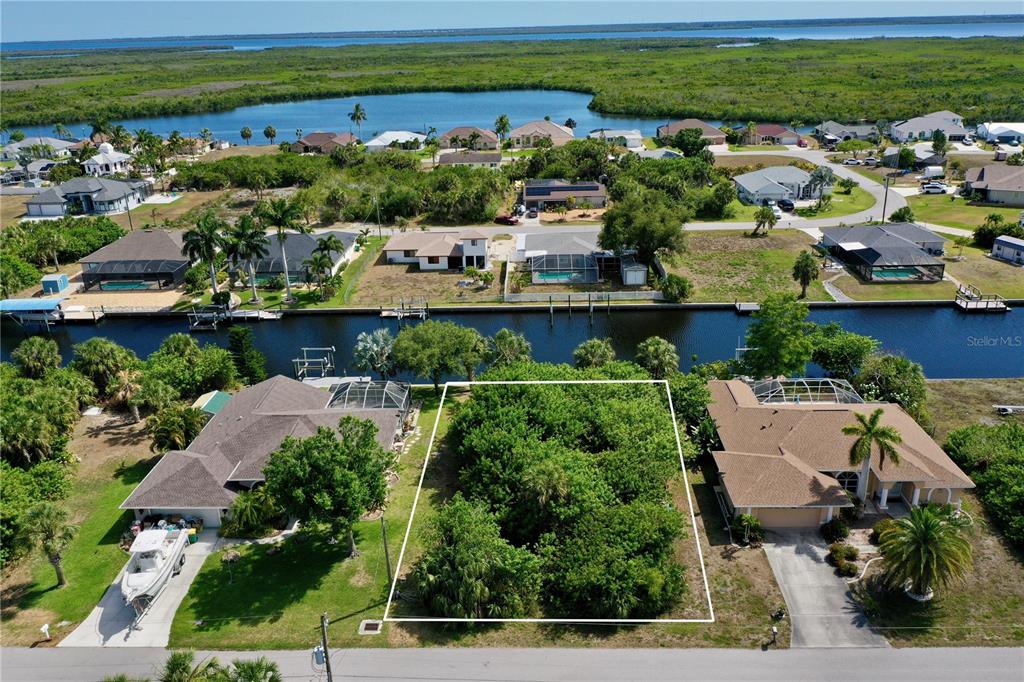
[
  {"xmin": 854, "ymin": 379, "xmax": 1024, "ymax": 648},
  {"xmin": 906, "ymin": 194, "xmax": 1022, "ymax": 231},
  {"xmin": 795, "ymin": 187, "xmax": 875, "ymax": 219},
  {"xmin": 714, "ymin": 155, "xmax": 800, "ymax": 170},
  {"xmin": 936, "ymin": 234, "xmax": 1024, "ymax": 299},
  {"xmin": 1, "ymin": 194, "xmax": 29, "ymax": 227},
  {"xmin": 1, "ymin": 415, "xmax": 156, "ymax": 646},
  {"xmin": 664, "ymin": 230, "xmax": 829, "ymax": 302},
  {"xmin": 112, "ymin": 190, "xmax": 231, "ymax": 230},
  {"xmin": 349, "ymin": 254, "xmax": 503, "ymax": 307},
  {"xmin": 198, "ymin": 145, "xmax": 281, "ymax": 163}
]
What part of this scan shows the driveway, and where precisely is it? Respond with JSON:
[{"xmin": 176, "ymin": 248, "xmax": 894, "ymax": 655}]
[
  {"xmin": 763, "ymin": 530, "xmax": 888, "ymax": 648},
  {"xmin": 59, "ymin": 530, "xmax": 218, "ymax": 648}
]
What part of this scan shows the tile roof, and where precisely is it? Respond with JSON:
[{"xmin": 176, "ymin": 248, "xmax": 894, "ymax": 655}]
[
  {"xmin": 439, "ymin": 126, "xmax": 499, "ymax": 143},
  {"xmin": 510, "ymin": 120, "xmax": 574, "ymax": 139},
  {"xmin": 708, "ymin": 380, "xmax": 973, "ymax": 508},
  {"xmin": 656, "ymin": 119, "xmax": 725, "ymax": 139},
  {"xmin": 122, "ymin": 376, "xmax": 404, "ymax": 510}
]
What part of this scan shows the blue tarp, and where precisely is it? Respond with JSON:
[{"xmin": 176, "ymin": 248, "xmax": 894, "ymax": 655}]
[{"xmin": 0, "ymin": 298, "xmax": 65, "ymax": 312}]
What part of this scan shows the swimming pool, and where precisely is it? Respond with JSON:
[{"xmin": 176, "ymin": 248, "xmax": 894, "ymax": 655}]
[
  {"xmin": 873, "ymin": 268, "xmax": 921, "ymax": 280},
  {"xmin": 100, "ymin": 281, "xmax": 154, "ymax": 290}
]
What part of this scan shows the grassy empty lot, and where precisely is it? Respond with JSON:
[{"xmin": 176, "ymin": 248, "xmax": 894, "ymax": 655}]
[
  {"xmin": 936, "ymin": 233, "xmax": 1024, "ymax": 299},
  {"xmin": 795, "ymin": 187, "xmax": 875, "ymax": 219},
  {"xmin": 112, "ymin": 190, "xmax": 231, "ymax": 230},
  {"xmin": 714, "ymin": 155, "xmax": 802, "ymax": 170},
  {"xmin": 197, "ymin": 145, "xmax": 280, "ymax": 163},
  {"xmin": 349, "ymin": 254, "xmax": 503, "ymax": 307},
  {"xmin": 906, "ymin": 194, "xmax": 1022, "ymax": 231},
  {"xmin": 728, "ymin": 145, "xmax": 787, "ymax": 152},
  {"xmin": 853, "ymin": 379, "xmax": 1024, "ymax": 648},
  {"xmin": 1, "ymin": 194, "xmax": 30, "ymax": 227},
  {"xmin": 664, "ymin": 230, "xmax": 829, "ymax": 302},
  {"xmin": 1, "ymin": 415, "xmax": 156, "ymax": 646}
]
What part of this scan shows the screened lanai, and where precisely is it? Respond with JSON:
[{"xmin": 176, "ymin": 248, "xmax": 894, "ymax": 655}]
[{"xmin": 529, "ymin": 253, "xmax": 599, "ymax": 284}]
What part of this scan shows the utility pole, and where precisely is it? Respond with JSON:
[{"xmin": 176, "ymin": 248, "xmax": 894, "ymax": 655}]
[
  {"xmin": 320, "ymin": 612, "xmax": 334, "ymax": 682},
  {"xmin": 880, "ymin": 175, "xmax": 891, "ymax": 222},
  {"xmin": 380, "ymin": 516, "xmax": 393, "ymax": 584}
]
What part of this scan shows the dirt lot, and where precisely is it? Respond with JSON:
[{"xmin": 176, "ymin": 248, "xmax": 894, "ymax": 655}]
[
  {"xmin": 1, "ymin": 76, "xmax": 84, "ymax": 91},
  {"xmin": 198, "ymin": 145, "xmax": 282, "ymax": 163},
  {"xmin": 540, "ymin": 207, "xmax": 605, "ymax": 224},
  {"xmin": 1, "ymin": 194, "xmax": 29, "ymax": 227},
  {"xmin": 349, "ymin": 254, "xmax": 504, "ymax": 306},
  {"xmin": 714, "ymin": 155, "xmax": 805, "ymax": 170}
]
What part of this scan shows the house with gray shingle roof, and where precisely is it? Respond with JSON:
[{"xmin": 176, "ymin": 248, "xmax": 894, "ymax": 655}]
[
  {"xmin": 820, "ymin": 222, "xmax": 947, "ymax": 282},
  {"xmin": 121, "ymin": 376, "xmax": 409, "ymax": 528},
  {"xmin": 1, "ymin": 136, "xmax": 77, "ymax": 161},
  {"xmin": 890, "ymin": 110, "xmax": 967, "ymax": 143},
  {"xmin": 733, "ymin": 165, "xmax": 825, "ymax": 204},
  {"xmin": 25, "ymin": 177, "xmax": 149, "ymax": 217},
  {"xmin": 813, "ymin": 120, "xmax": 879, "ymax": 143},
  {"xmin": 964, "ymin": 165, "xmax": 1024, "ymax": 207}
]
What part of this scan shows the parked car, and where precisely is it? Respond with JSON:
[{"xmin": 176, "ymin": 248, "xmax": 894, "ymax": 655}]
[
  {"xmin": 777, "ymin": 199, "xmax": 795, "ymax": 212},
  {"xmin": 1010, "ymin": 140, "xmax": 1021, "ymax": 147},
  {"xmin": 842, "ymin": 158, "xmax": 861, "ymax": 165},
  {"xmin": 962, "ymin": 137, "xmax": 974, "ymax": 146},
  {"xmin": 495, "ymin": 214, "xmax": 519, "ymax": 225},
  {"xmin": 921, "ymin": 182, "xmax": 949, "ymax": 194},
  {"xmin": 797, "ymin": 138, "xmax": 808, "ymax": 148},
  {"xmin": 862, "ymin": 157, "xmax": 879, "ymax": 166},
  {"xmin": 526, "ymin": 209, "xmax": 538, "ymax": 218},
  {"xmin": 761, "ymin": 198, "xmax": 777, "ymax": 207},
  {"xmin": 772, "ymin": 206, "xmax": 784, "ymax": 219}
]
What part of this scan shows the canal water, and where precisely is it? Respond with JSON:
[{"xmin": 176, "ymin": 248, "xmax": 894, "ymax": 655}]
[{"xmin": 2, "ymin": 307, "xmax": 1022, "ymax": 380}]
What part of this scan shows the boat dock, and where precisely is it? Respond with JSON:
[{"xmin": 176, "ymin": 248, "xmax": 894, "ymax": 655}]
[
  {"xmin": 381, "ymin": 298, "xmax": 429, "ymax": 319},
  {"xmin": 954, "ymin": 283, "xmax": 1009, "ymax": 313},
  {"xmin": 735, "ymin": 302, "xmax": 760, "ymax": 314},
  {"xmin": 187, "ymin": 305, "xmax": 229, "ymax": 330}
]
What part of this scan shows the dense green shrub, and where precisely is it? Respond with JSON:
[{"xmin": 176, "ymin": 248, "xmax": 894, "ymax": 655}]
[
  {"xmin": 0, "ymin": 460, "xmax": 72, "ymax": 566},
  {"xmin": 145, "ymin": 333, "xmax": 236, "ymax": 399},
  {"xmin": 870, "ymin": 518, "xmax": 898, "ymax": 545},
  {"xmin": 658, "ymin": 273, "xmax": 693, "ymax": 302},
  {"xmin": 821, "ymin": 517, "xmax": 850, "ymax": 543},
  {"xmin": 828, "ymin": 542, "xmax": 859, "ymax": 564},
  {"xmin": 945, "ymin": 423, "xmax": 1024, "ymax": 546},
  {"xmin": 227, "ymin": 326, "xmax": 268, "ymax": 385},
  {"xmin": 731, "ymin": 513, "xmax": 765, "ymax": 546},
  {"xmin": 1, "ymin": 217, "xmax": 124, "ymax": 268},
  {"xmin": 836, "ymin": 560, "xmax": 859, "ymax": 577},
  {"xmin": 0, "ymin": 253, "xmax": 41, "ymax": 297}
]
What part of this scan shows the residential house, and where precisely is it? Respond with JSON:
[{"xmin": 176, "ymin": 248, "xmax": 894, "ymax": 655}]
[
  {"xmin": 509, "ymin": 120, "xmax": 574, "ymax": 148},
  {"xmin": 709, "ymin": 378, "xmax": 974, "ymax": 529},
  {"xmin": 976, "ymin": 122, "xmax": 1024, "ymax": 144},
  {"xmin": 243, "ymin": 231, "xmax": 357, "ymax": 284},
  {"xmin": 963, "ymin": 165, "xmax": 1024, "ymax": 207},
  {"xmin": 813, "ymin": 120, "xmax": 879, "ymax": 144},
  {"xmin": 364, "ymin": 131, "xmax": 426, "ymax": 152},
  {"xmin": 656, "ymin": 119, "xmax": 726, "ymax": 145},
  {"xmin": 289, "ymin": 131, "xmax": 359, "ymax": 154},
  {"xmin": 991, "ymin": 235, "xmax": 1024, "ymax": 265},
  {"xmin": 25, "ymin": 177, "xmax": 149, "ymax": 217},
  {"xmin": 890, "ymin": 111, "xmax": 967, "ymax": 142},
  {"xmin": 0, "ymin": 165, "xmax": 28, "ymax": 185},
  {"xmin": 513, "ymin": 231, "xmax": 631, "ymax": 285},
  {"xmin": 383, "ymin": 229, "xmax": 488, "ymax": 270},
  {"xmin": 733, "ymin": 166, "xmax": 825, "ymax": 205},
  {"xmin": 121, "ymin": 376, "xmax": 410, "ymax": 527},
  {"xmin": 436, "ymin": 151, "xmax": 502, "ymax": 168},
  {"xmin": 587, "ymin": 129, "xmax": 643, "ymax": 149},
  {"xmin": 438, "ymin": 126, "xmax": 499, "ymax": 150},
  {"xmin": 2, "ymin": 136, "xmax": 77, "ymax": 161},
  {"xmin": 83, "ymin": 142, "xmax": 132, "ymax": 176},
  {"xmin": 25, "ymin": 159, "xmax": 58, "ymax": 181},
  {"xmin": 523, "ymin": 179, "xmax": 608, "ymax": 210},
  {"xmin": 181, "ymin": 137, "xmax": 213, "ymax": 156},
  {"xmin": 882, "ymin": 144, "xmax": 946, "ymax": 169},
  {"xmin": 635, "ymin": 149, "xmax": 683, "ymax": 160},
  {"xmin": 80, "ymin": 229, "xmax": 189, "ymax": 290},
  {"xmin": 820, "ymin": 222, "xmax": 946, "ymax": 282},
  {"xmin": 744, "ymin": 124, "xmax": 800, "ymax": 146}
]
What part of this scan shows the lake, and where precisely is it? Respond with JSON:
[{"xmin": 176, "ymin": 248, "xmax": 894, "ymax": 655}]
[
  {"xmin": 15, "ymin": 90, "xmax": 726, "ymax": 144},
  {"xmin": 2, "ymin": 307, "xmax": 1022, "ymax": 380},
  {"xmin": 4, "ymin": 20, "xmax": 1022, "ymax": 54}
]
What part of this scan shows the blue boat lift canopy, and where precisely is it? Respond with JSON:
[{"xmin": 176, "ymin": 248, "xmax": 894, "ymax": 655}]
[{"xmin": 0, "ymin": 297, "xmax": 66, "ymax": 312}]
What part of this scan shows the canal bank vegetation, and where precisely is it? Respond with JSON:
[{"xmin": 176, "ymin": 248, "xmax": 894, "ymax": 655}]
[{"xmin": 3, "ymin": 38, "xmax": 1022, "ymax": 129}]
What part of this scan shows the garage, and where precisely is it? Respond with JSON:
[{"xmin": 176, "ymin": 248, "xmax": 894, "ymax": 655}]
[
  {"xmin": 131, "ymin": 507, "xmax": 224, "ymax": 528},
  {"xmin": 752, "ymin": 507, "xmax": 830, "ymax": 530}
]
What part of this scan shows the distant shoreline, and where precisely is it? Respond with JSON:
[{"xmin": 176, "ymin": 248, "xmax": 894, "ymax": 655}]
[{"xmin": 3, "ymin": 14, "xmax": 1022, "ymax": 52}]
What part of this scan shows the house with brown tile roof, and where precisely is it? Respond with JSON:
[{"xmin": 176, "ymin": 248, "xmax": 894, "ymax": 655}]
[
  {"xmin": 509, "ymin": 120, "xmax": 574, "ymax": 148},
  {"xmin": 383, "ymin": 230, "xmax": 489, "ymax": 270},
  {"xmin": 439, "ymin": 126, "xmax": 499, "ymax": 150},
  {"xmin": 745, "ymin": 124, "xmax": 801, "ymax": 145},
  {"xmin": 289, "ymin": 131, "xmax": 360, "ymax": 154},
  {"xmin": 707, "ymin": 379, "xmax": 973, "ymax": 529},
  {"xmin": 656, "ymin": 119, "xmax": 726, "ymax": 145},
  {"xmin": 121, "ymin": 376, "xmax": 409, "ymax": 528}
]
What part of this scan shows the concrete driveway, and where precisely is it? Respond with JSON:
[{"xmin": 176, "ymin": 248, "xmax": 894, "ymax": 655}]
[
  {"xmin": 59, "ymin": 530, "xmax": 218, "ymax": 648},
  {"xmin": 763, "ymin": 530, "xmax": 888, "ymax": 648}
]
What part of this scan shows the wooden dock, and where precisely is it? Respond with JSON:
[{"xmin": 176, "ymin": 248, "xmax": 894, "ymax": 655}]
[
  {"xmin": 954, "ymin": 283, "xmax": 1009, "ymax": 313},
  {"xmin": 735, "ymin": 302, "xmax": 760, "ymax": 314}
]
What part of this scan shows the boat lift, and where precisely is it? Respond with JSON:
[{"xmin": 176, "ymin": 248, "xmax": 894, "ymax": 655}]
[
  {"xmin": 187, "ymin": 305, "xmax": 229, "ymax": 330},
  {"xmin": 293, "ymin": 346, "xmax": 336, "ymax": 380},
  {"xmin": 0, "ymin": 297, "xmax": 68, "ymax": 330},
  {"xmin": 380, "ymin": 298, "xmax": 429, "ymax": 320}
]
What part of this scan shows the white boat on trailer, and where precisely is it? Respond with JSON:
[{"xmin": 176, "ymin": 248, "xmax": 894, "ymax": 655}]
[{"xmin": 120, "ymin": 528, "xmax": 188, "ymax": 615}]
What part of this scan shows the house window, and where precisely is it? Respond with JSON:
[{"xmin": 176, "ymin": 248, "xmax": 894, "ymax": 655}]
[
  {"xmin": 403, "ymin": 250, "xmax": 416, "ymax": 258},
  {"xmin": 427, "ymin": 256, "xmax": 440, "ymax": 264},
  {"xmin": 470, "ymin": 239, "xmax": 478, "ymax": 246},
  {"xmin": 835, "ymin": 472, "xmax": 858, "ymax": 493}
]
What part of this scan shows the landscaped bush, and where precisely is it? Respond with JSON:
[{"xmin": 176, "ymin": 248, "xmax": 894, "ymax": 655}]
[
  {"xmin": 821, "ymin": 517, "xmax": 850, "ymax": 543},
  {"xmin": 0, "ymin": 253, "xmax": 41, "ymax": 297},
  {"xmin": 262, "ymin": 275, "xmax": 286, "ymax": 291},
  {"xmin": 870, "ymin": 518, "xmax": 898, "ymax": 545},
  {"xmin": 828, "ymin": 542, "xmax": 859, "ymax": 565},
  {"xmin": 731, "ymin": 513, "xmax": 765, "ymax": 546},
  {"xmin": 658, "ymin": 273, "xmax": 693, "ymax": 302},
  {"xmin": 210, "ymin": 291, "xmax": 231, "ymax": 306},
  {"xmin": 840, "ymin": 493, "xmax": 864, "ymax": 523},
  {"xmin": 836, "ymin": 560, "xmax": 859, "ymax": 577}
]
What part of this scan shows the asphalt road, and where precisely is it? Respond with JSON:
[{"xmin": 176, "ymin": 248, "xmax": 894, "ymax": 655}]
[{"xmin": 4, "ymin": 646, "xmax": 1023, "ymax": 682}]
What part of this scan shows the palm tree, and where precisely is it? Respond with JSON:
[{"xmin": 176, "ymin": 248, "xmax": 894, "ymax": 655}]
[
  {"xmin": 449, "ymin": 135, "xmax": 463, "ymax": 151},
  {"xmin": 352, "ymin": 328, "xmax": 396, "ymax": 379},
  {"xmin": 36, "ymin": 224, "xmax": 65, "ymax": 270},
  {"xmin": 110, "ymin": 125, "xmax": 133, "ymax": 152},
  {"xmin": 89, "ymin": 117, "xmax": 111, "ymax": 141},
  {"xmin": 226, "ymin": 214, "xmax": 270, "ymax": 304},
  {"xmin": 223, "ymin": 657, "xmax": 283, "ymax": 682},
  {"xmin": 348, "ymin": 103, "xmax": 367, "ymax": 138},
  {"xmin": 563, "ymin": 118, "xmax": 577, "ymax": 130},
  {"xmin": 167, "ymin": 130, "xmax": 186, "ymax": 156},
  {"xmin": 752, "ymin": 205, "xmax": 778, "ymax": 236},
  {"xmin": 148, "ymin": 406, "xmax": 207, "ymax": 453},
  {"xmin": 315, "ymin": 233, "xmax": 346, "ymax": 262},
  {"xmin": 23, "ymin": 502, "xmax": 77, "ymax": 587},
  {"xmin": 953, "ymin": 235, "xmax": 971, "ymax": 260},
  {"xmin": 263, "ymin": 125, "xmax": 277, "ymax": 145},
  {"xmin": 200, "ymin": 128, "xmax": 213, "ymax": 143},
  {"xmin": 424, "ymin": 139, "xmax": 440, "ymax": 166},
  {"xmin": 111, "ymin": 368, "xmax": 143, "ymax": 422},
  {"xmin": 53, "ymin": 123, "xmax": 71, "ymax": 140},
  {"xmin": 745, "ymin": 120, "xmax": 758, "ymax": 145},
  {"xmin": 182, "ymin": 210, "xmax": 226, "ymax": 294},
  {"xmin": 240, "ymin": 127, "xmax": 253, "ymax": 145},
  {"xmin": 157, "ymin": 651, "xmax": 222, "ymax": 682},
  {"xmin": 841, "ymin": 407, "xmax": 902, "ymax": 501},
  {"xmin": 879, "ymin": 505, "xmax": 972, "ymax": 599},
  {"xmin": 792, "ymin": 250, "xmax": 819, "ymax": 298},
  {"xmin": 466, "ymin": 130, "xmax": 481, "ymax": 151},
  {"xmin": 495, "ymin": 114, "xmax": 511, "ymax": 158},
  {"xmin": 522, "ymin": 458, "xmax": 570, "ymax": 509},
  {"xmin": 303, "ymin": 252, "xmax": 334, "ymax": 301},
  {"xmin": 255, "ymin": 198, "xmax": 308, "ymax": 302}
]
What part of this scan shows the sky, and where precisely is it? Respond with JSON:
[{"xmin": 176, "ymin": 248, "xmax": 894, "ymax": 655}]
[{"xmin": 2, "ymin": 0, "xmax": 1021, "ymax": 43}]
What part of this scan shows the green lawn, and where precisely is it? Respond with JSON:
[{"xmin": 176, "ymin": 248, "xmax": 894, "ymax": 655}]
[
  {"xmin": 665, "ymin": 230, "xmax": 829, "ymax": 302},
  {"xmin": 906, "ymin": 194, "xmax": 1022, "ymax": 231},
  {"xmin": 830, "ymin": 275, "xmax": 958, "ymax": 301},
  {"xmin": 728, "ymin": 144, "xmax": 787, "ymax": 152},
  {"xmin": 169, "ymin": 389, "xmax": 443, "ymax": 649},
  {"xmin": 701, "ymin": 200, "xmax": 760, "ymax": 222},
  {"xmin": 795, "ymin": 187, "xmax": 875, "ymax": 219}
]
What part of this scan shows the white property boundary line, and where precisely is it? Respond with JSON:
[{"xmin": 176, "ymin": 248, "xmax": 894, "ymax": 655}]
[{"xmin": 382, "ymin": 379, "xmax": 716, "ymax": 624}]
